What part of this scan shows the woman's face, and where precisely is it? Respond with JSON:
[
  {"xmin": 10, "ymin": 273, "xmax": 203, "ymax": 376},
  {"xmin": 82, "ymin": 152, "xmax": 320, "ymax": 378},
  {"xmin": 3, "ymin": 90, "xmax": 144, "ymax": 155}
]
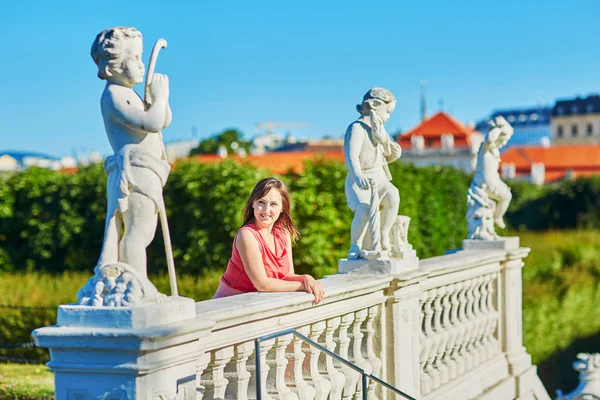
[{"xmin": 253, "ymin": 188, "xmax": 283, "ymax": 229}]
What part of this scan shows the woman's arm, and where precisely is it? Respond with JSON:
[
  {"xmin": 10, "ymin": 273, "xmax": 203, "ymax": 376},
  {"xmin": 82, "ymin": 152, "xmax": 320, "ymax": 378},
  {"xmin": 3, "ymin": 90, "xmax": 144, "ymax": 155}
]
[
  {"xmin": 281, "ymin": 232, "xmax": 325, "ymax": 304},
  {"xmin": 237, "ymin": 230, "xmax": 304, "ymax": 292}
]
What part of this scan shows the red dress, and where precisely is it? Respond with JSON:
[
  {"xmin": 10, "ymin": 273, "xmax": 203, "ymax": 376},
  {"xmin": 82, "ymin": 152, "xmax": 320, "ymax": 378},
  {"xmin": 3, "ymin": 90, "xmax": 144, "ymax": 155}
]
[{"xmin": 218, "ymin": 223, "xmax": 291, "ymax": 294}]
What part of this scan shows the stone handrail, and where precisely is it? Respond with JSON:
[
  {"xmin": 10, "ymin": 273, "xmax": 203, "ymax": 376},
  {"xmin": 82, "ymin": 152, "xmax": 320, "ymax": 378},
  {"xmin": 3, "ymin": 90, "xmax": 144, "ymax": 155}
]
[{"xmin": 33, "ymin": 245, "xmax": 551, "ymax": 400}]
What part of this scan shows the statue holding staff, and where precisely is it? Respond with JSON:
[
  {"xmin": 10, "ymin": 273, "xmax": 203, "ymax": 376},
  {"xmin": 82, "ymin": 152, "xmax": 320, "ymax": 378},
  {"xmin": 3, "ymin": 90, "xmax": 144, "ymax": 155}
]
[{"xmin": 78, "ymin": 27, "xmax": 177, "ymax": 305}]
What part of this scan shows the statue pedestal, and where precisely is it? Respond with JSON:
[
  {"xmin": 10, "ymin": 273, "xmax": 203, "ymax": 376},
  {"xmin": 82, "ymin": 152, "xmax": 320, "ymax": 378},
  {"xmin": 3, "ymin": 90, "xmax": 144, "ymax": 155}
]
[
  {"xmin": 338, "ymin": 256, "xmax": 419, "ymax": 275},
  {"xmin": 463, "ymin": 236, "xmax": 520, "ymax": 251},
  {"xmin": 34, "ymin": 297, "xmax": 212, "ymax": 400}
]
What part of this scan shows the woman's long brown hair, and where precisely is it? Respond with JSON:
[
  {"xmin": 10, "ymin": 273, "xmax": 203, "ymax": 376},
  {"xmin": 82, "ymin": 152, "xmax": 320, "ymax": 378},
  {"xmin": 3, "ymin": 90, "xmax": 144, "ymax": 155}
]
[{"xmin": 241, "ymin": 177, "xmax": 300, "ymax": 241}]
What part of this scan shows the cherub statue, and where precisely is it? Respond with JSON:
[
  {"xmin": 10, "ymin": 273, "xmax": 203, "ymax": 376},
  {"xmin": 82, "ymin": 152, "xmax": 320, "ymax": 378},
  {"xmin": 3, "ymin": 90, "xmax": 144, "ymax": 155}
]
[
  {"xmin": 556, "ymin": 353, "xmax": 600, "ymax": 400},
  {"xmin": 344, "ymin": 88, "xmax": 403, "ymax": 259},
  {"xmin": 467, "ymin": 116, "xmax": 514, "ymax": 240},
  {"xmin": 90, "ymin": 27, "xmax": 172, "ymax": 278}
]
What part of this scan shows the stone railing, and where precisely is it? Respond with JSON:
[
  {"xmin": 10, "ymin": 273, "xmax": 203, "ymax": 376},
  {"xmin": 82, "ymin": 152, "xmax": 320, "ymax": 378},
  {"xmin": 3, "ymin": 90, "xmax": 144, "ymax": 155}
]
[{"xmin": 34, "ymin": 244, "xmax": 552, "ymax": 400}]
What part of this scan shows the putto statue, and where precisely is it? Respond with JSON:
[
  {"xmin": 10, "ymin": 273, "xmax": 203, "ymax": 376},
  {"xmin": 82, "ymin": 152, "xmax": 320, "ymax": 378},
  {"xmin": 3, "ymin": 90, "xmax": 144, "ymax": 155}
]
[
  {"xmin": 556, "ymin": 353, "xmax": 600, "ymax": 400},
  {"xmin": 467, "ymin": 116, "xmax": 514, "ymax": 240},
  {"xmin": 344, "ymin": 88, "xmax": 403, "ymax": 259},
  {"xmin": 78, "ymin": 27, "xmax": 178, "ymax": 306}
]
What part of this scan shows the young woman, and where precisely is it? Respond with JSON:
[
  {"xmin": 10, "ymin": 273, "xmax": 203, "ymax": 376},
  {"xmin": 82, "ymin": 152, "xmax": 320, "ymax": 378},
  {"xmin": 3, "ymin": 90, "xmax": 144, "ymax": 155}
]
[{"xmin": 213, "ymin": 177, "xmax": 324, "ymax": 304}]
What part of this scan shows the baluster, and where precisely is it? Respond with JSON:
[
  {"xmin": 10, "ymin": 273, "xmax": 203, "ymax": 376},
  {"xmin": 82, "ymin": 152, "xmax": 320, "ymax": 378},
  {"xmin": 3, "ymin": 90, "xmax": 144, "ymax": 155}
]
[
  {"xmin": 362, "ymin": 305, "xmax": 382, "ymax": 399},
  {"xmin": 464, "ymin": 278, "xmax": 478, "ymax": 370},
  {"xmin": 197, "ymin": 352, "xmax": 211, "ymax": 400},
  {"xmin": 321, "ymin": 317, "xmax": 346, "ymax": 400},
  {"xmin": 303, "ymin": 322, "xmax": 331, "ymax": 400},
  {"xmin": 336, "ymin": 312, "xmax": 359, "ymax": 400},
  {"xmin": 247, "ymin": 339, "xmax": 275, "ymax": 400},
  {"xmin": 201, "ymin": 347, "xmax": 234, "ymax": 399},
  {"xmin": 269, "ymin": 334, "xmax": 298, "ymax": 399},
  {"xmin": 224, "ymin": 341, "xmax": 254, "ymax": 400},
  {"xmin": 430, "ymin": 287, "xmax": 448, "ymax": 390},
  {"xmin": 285, "ymin": 327, "xmax": 314, "ymax": 400},
  {"xmin": 472, "ymin": 276, "xmax": 488, "ymax": 365},
  {"xmin": 441, "ymin": 284, "xmax": 458, "ymax": 382},
  {"xmin": 485, "ymin": 274, "xmax": 500, "ymax": 360},
  {"xmin": 454, "ymin": 281, "xmax": 469, "ymax": 375},
  {"xmin": 349, "ymin": 309, "xmax": 371, "ymax": 400},
  {"xmin": 420, "ymin": 289, "xmax": 436, "ymax": 395}
]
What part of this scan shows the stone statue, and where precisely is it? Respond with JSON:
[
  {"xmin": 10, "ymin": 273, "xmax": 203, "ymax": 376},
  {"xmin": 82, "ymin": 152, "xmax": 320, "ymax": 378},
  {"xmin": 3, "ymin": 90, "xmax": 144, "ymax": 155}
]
[
  {"xmin": 78, "ymin": 27, "xmax": 178, "ymax": 306},
  {"xmin": 344, "ymin": 88, "xmax": 403, "ymax": 259},
  {"xmin": 556, "ymin": 353, "xmax": 600, "ymax": 400},
  {"xmin": 467, "ymin": 116, "xmax": 514, "ymax": 240}
]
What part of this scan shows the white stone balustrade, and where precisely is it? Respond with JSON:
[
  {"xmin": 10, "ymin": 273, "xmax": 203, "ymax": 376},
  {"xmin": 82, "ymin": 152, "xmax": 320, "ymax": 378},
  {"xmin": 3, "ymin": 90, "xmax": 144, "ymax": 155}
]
[{"xmin": 34, "ymin": 247, "xmax": 551, "ymax": 400}]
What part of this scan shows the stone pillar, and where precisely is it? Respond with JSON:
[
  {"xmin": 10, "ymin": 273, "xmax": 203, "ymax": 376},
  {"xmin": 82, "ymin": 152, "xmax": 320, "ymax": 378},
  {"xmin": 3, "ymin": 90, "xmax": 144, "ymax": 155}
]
[
  {"xmin": 384, "ymin": 271, "xmax": 428, "ymax": 400},
  {"xmin": 33, "ymin": 297, "xmax": 214, "ymax": 400}
]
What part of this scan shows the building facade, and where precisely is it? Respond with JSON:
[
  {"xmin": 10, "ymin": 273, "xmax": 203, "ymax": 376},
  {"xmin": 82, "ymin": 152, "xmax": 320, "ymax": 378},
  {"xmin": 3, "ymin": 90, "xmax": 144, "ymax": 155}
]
[
  {"xmin": 551, "ymin": 95, "xmax": 600, "ymax": 145},
  {"xmin": 475, "ymin": 106, "xmax": 552, "ymax": 150},
  {"xmin": 397, "ymin": 112, "xmax": 483, "ymax": 173}
]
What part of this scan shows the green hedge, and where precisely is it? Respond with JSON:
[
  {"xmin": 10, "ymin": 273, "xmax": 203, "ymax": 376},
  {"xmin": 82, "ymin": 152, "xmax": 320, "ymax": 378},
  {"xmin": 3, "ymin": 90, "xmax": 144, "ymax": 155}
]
[{"xmin": 0, "ymin": 159, "xmax": 470, "ymax": 276}]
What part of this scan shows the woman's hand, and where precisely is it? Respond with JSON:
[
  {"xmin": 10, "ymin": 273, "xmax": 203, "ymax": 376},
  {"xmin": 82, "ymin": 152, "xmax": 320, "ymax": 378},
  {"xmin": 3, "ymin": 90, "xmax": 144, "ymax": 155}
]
[{"xmin": 302, "ymin": 275, "xmax": 325, "ymax": 305}]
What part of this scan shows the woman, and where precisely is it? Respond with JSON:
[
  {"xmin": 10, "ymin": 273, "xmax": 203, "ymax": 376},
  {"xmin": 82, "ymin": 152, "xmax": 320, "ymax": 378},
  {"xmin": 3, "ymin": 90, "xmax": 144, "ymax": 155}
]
[{"xmin": 213, "ymin": 177, "xmax": 325, "ymax": 304}]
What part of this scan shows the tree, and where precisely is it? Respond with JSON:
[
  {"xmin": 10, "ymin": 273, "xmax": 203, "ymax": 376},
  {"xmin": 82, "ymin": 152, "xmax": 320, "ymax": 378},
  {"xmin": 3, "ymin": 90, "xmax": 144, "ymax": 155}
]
[{"xmin": 189, "ymin": 129, "xmax": 252, "ymax": 156}]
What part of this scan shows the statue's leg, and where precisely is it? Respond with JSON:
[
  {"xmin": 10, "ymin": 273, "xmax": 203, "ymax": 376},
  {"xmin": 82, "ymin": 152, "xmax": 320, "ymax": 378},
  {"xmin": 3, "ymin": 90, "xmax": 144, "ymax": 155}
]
[
  {"xmin": 349, "ymin": 203, "xmax": 370, "ymax": 258},
  {"xmin": 491, "ymin": 182, "xmax": 512, "ymax": 229},
  {"xmin": 379, "ymin": 184, "xmax": 400, "ymax": 250},
  {"xmin": 96, "ymin": 212, "xmax": 122, "ymax": 273},
  {"xmin": 120, "ymin": 192, "xmax": 158, "ymax": 277}
]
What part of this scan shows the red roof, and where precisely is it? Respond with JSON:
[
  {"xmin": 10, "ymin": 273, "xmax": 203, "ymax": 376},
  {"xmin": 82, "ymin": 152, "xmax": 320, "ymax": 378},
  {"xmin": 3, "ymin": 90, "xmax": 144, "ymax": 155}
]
[
  {"xmin": 398, "ymin": 112, "xmax": 482, "ymax": 149},
  {"xmin": 188, "ymin": 151, "xmax": 345, "ymax": 174},
  {"xmin": 502, "ymin": 145, "xmax": 600, "ymax": 182}
]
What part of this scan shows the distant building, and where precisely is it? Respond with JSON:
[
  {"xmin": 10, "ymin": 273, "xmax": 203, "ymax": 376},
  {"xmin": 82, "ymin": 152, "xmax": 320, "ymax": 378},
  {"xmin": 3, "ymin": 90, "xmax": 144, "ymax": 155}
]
[
  {"xmin": 273, "ymin": 138, "xmax": 343, "ymax": 153},
  {"xmin": 476, "ymin": 106, "xmax": 552, "ymax": 149},
  {"xmin": 0, "ymin": 151, "xmax": 61, "ymax": 172},
  {"xmin": 164, "ymin": 139, "xmax": 201, "ymax": 161},
  {"xmin": 501, "ymin": 145, "xmax": 600, "ymax": 184},
  {"xmin": 189, "ymin": 151, "xmax": 344, "ymax": 174},
  {"xmin": 551, "ymin": 94, "xmax": 600, "ymax": 145},
  {"xmin": 397, "ymin": 112, "xmax": 484, "ymax": 173}
]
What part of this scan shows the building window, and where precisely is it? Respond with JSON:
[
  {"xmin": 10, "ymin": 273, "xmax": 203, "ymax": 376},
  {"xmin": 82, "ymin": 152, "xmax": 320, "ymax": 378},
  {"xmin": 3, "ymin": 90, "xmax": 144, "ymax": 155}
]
[
  {"xmin": 572, "ymin": 106, "xmax": 579, "ymax": 114},
  {"xmin": 557, "ymin": 106, "xmax": 564, "ymax": 115},
  {"xmin": 507, "ymin": 115, "xmax": 516, "ymax": 123},
  {"xmin": 587, "ymin": 123, "xmax": 594, "ymax": 136},
  {"xmin": 557, "ymin": 126, "xmax": 564, "ymax": 137},
  {"xmin": 518, "ymin": 114, "xmax": 527, "ymax": 122},
  {"xmin": 572, "ymin": 124, "xmax": 578, "ymax": 137},
  {"xmin": 587, "ymin": 104, "xmax": 595, "ymax": 113},
  {"xmin": 530, "ymin": 113, "xmax": 539, "ymax": 121}
]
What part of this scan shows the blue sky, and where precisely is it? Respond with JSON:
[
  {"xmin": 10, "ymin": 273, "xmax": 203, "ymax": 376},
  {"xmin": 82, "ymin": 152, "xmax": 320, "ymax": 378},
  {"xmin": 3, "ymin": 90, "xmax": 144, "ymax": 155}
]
[{"xmin": 1, "ymin": 0, "xmax": 599, "ymax": 157}]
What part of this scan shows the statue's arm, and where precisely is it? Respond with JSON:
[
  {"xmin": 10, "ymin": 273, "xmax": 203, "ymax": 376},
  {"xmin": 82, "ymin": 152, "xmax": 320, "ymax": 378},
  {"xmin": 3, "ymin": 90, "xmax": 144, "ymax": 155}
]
[
  {"xmin": 384, "ymin": 141, "xmax": 402, "ymax": 162},
  {"xmin": 106, "ymin": 88, "xmax": 168, "ymax": 134},
  {"xmin": 346, "ymin": 124, "xmax": 366, "ymax": 177},
  {"xmin": 164, "ymin": 102, "xmax": 172, "ymax": 129}
]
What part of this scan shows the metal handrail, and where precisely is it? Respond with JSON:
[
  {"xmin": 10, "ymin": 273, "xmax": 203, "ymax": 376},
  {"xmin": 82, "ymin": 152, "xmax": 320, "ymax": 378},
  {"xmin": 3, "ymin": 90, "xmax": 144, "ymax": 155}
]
[{"xmin": 254, "ymin": 328, "xmax": 416, "ymax": 400}]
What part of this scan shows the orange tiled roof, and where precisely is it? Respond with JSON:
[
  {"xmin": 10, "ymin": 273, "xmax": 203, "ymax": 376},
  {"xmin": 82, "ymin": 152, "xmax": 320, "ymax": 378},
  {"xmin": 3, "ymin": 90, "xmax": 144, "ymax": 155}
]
[
  {"xmin": 398, "ymin": 112, "xmax": 481, "ymax": 148},
  {"xmin": 502, "ymin": 145, "xmax": 600, "ymax": 169},
  {"xmin": 189, "ymin": 151, "xmax": 345, "ymax": 174}
]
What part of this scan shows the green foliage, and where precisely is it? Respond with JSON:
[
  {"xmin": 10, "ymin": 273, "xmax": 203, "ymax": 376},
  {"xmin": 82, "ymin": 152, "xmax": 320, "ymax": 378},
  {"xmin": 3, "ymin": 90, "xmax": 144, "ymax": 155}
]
[
  {"xmin": 189, "ymin": 129, "xmax": 251, "ymax": 156},
  {"xmin": 0, "ymin": 159, "xmax": 471, "ymax": 277},
  {"xmin": 507, "ymin": 176, "xmax": 600, "ymax": 231}
]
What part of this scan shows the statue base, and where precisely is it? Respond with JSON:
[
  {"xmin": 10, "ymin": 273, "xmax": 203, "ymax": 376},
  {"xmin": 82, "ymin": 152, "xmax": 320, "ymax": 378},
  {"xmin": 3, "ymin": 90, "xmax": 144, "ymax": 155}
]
[
  {"xmin": 58, "ymin": 296, "xmax": 195, "ymax": 329},
  {"xmin": 463, "ymin": 236, "xmax": 520, "ymax": 251},
  {"xmin": 34, "ymin": 296, "xmax": 209, "ymax": 400},
  {"xmin": 338, "ymin": 256, "xmax": 419, "ymax": 275}
]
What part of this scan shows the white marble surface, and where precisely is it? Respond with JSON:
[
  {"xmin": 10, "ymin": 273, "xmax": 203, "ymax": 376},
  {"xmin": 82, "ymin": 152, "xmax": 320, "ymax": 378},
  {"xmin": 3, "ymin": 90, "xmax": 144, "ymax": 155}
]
[{"xmin": 467, "ymin": 116, "xmax": 514, "ymax": 240}]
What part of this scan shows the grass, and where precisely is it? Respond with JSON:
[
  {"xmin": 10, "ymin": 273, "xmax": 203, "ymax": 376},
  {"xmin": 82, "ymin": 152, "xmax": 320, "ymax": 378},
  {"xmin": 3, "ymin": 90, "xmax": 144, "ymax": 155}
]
[{"xmin": 0, "ymin": 363, "xmax": 54, "ymax": 399}]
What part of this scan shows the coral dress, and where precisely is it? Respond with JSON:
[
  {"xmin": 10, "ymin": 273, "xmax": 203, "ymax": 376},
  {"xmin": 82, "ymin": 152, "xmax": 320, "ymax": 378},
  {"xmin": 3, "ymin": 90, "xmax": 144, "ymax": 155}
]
[{"xmin": 214, "ymin": 223, "xmax": 291, "ymax": 298}]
